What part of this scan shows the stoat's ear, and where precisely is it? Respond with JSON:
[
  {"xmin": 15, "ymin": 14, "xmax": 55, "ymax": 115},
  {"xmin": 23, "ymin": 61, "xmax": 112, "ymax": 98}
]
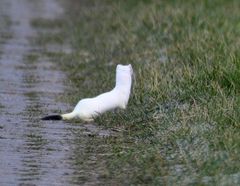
[{"xmin": 117, "ymin": 64, "xmax": 122, "ymax": 68}]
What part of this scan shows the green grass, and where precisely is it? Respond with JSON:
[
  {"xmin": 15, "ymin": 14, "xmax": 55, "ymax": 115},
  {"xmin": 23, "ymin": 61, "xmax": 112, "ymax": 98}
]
[{"xmin": 33, "ymin": 0, "xmax": 240, "ymax": 185}]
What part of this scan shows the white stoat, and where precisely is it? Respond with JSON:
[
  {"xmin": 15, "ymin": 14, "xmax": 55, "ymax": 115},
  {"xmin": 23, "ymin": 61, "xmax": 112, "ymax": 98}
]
[{"xmin": 42, "ymin": 64, "xmax": 133, "ymax": 121}]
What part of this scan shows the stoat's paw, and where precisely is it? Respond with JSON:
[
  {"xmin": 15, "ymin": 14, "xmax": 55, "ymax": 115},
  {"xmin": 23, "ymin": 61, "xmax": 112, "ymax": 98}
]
[
  {"xmin": 82, "ymin": 118, "xmax": 94, "ymax": 122},
  {"xmin": 119, "ymin": 103, "xmax": 127, "ymax": 109}
]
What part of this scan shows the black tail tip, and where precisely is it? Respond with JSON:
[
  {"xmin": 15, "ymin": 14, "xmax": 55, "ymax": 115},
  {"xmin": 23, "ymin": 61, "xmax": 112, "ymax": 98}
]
[{"xmin": 41, "ymin": 115, "xmax": 62, "ymax": 120}]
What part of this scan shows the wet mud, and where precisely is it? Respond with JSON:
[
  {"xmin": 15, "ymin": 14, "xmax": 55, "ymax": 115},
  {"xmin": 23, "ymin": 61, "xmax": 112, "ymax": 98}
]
[{"xmin": 0, "ymin": 0, "xmax": 114, "ymax": 185}]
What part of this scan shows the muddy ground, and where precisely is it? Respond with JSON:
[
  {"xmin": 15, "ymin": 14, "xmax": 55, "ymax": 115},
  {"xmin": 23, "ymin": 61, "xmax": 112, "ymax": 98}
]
[{"xmin": 0, "ymin": 0, "xmax": 114, "ymax": 185}]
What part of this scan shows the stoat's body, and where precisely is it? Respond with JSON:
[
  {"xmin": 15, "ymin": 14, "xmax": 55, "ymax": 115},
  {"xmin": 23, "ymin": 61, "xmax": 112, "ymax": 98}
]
[{"xmin": 42, "ymin": 64, "xmax": 133, "ymax": 121}]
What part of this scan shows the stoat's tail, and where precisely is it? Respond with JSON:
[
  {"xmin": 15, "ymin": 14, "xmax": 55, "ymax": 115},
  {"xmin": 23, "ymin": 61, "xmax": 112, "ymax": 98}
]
[
  {"xmin": 41, "ymin": 115, "xmax": 62, "ymax": 120},
  {"xmin": 41, "ymin": 112, "xmax": 76, "ymax": 120}
]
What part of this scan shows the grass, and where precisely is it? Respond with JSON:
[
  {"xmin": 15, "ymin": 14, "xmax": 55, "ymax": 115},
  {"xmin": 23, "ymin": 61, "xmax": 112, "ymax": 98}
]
[{"xmin": 32, "ymin": 0, "xmax": 240, "ymax": 185}]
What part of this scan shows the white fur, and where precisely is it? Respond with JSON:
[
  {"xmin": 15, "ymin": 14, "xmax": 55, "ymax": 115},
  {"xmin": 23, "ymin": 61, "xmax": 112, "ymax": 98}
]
[{"xmin": 62, "ymin": 64, "xmax": 133, "ymax": 121}]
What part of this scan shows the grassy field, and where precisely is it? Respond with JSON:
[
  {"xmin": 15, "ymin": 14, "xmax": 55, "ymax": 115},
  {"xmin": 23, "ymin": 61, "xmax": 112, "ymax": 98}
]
[{"xmin": 33, "ymin": 0, "xmax": 240, "ymax": 185}]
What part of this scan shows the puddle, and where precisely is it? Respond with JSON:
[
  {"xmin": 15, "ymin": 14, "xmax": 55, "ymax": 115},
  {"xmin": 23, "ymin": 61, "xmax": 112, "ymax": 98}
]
[{"xmin": 0, "ymin": 0, "xmax": 115, "ymax": 185}]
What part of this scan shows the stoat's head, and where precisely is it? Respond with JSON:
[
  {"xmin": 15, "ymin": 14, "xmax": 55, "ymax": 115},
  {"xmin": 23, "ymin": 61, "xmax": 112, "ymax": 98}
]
[
  {"xmin": 116, "ymin": 64, "xmax": 133, "ymax": 96},
  {"xmin": 117, "ymin": 64, "xmax": 133, "ymax": 76}
]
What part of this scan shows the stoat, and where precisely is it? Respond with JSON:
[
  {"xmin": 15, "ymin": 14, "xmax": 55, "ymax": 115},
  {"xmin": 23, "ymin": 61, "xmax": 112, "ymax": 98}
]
[{"xmin": 42, "ymin": 64, "xmax": 133, "ymax": 121}]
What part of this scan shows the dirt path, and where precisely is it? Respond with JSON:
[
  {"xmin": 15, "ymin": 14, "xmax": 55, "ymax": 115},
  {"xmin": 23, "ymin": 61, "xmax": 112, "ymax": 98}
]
[
  {"xmin": 0, "ymin": 0, "xmax": 74, "ymax": 185},
  {"xmin": 0, "ymin": 0, "xmax": 115, "ymax": 185}
]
